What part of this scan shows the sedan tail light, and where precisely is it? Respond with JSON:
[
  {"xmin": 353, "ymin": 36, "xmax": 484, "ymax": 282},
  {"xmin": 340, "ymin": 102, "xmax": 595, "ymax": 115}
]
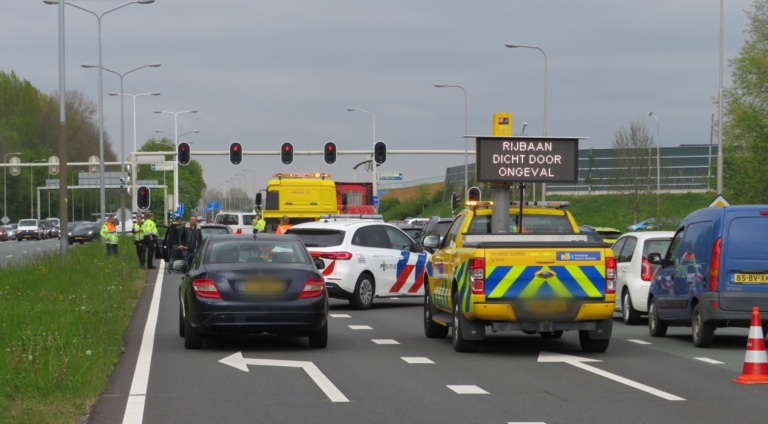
[
  {"xmin": 192, "ymin": 278, "xmax": 222, "ymax": 299},
  {"xmin": 235, "ymin": 228, "xmax": 242, "ymax": 235},
  {"xmin": 468, "ymin": 257, "xmax": 485, "ymax": 295},
  {"xmin": 641, "ymin": 257, "xmax": 652, "ymax": 281},
  {"xmin": 320, "ymin": 252, "xmax": 353, "ymax": 260},
  {"xmin": 299, "ymin": 277, "xmax": 325, "ymax": 299},
  {"xmin": 605, "ymin": 257, "xmax": 617, "ymax": 295}
]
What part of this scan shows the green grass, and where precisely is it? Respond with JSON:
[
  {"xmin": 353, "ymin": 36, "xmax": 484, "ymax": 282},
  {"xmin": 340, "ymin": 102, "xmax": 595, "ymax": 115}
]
[{"xmin": 0, "ymin": 238, "xmax": 145, "ymax": 424}]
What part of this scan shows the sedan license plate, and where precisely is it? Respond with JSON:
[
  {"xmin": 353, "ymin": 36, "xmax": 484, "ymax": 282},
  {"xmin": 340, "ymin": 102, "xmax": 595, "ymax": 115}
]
[
  {"xmin": 25, "ymin": 235, "xmax": 31, "ymax": 238},
  {"xmin": 239, "ymin": 281, "xmax": 283, "ymax": 294},
  {"xmin": 525, "ymin": 300, "xmax": 567, "ymax": 312},
  {"xmin": 732, "ymin": 273, "xmax": 768, "ymax": 284}
]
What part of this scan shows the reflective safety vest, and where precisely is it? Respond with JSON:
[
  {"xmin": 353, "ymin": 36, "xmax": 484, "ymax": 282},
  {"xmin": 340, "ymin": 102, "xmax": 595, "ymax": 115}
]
[
  {"xmin": 133, "ymin": 223, "xmax": 144, "ymax": 242},
  {"xmin": 252, "ymin": 218, "xmax": 265, "ymax": 232},
  {"xmin": 142, "ymin": 219, "xmax": 158, "ymax": 238},
  {"xmin": 276, "ymin": 224, "xmax": 291, "ymax": 235},
  {"xmin": 101, "ymin": 222, "xmax": 119, "ymax": 244}
]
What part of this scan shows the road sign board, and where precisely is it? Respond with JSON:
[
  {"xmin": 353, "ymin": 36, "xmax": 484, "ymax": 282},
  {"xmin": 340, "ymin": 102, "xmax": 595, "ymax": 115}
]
[
  {"xmin": 377, "ymin": 190, "xmax": 388, "ymax": 195},
  {"xmin": 373, "ymin": 195, "xmax": 380, "ymax": 207},
  {"xmin": 1, "ymin": 216, "xmax": 9, "ymax": 225},
  {"xmin": 151, "ymin": 163, "xmax": 174, "ymax": 171},
  {"xmin": 709, "ymin": 194, "xmax": 730, "ymax": 208},
  {"xmin": 207, "ymin": 201, "xmax": 222, "ymax": 211},
  {"xmin": 9, "ymin": 157, "xmax": 20, "ymax": 176},
  {"xmin": 475, "ymin": 137, "xmax": 580, "ymax": 184},
  {"xmin": 378, "ymin": 172, "xmax": 403, "ymax": 181}
]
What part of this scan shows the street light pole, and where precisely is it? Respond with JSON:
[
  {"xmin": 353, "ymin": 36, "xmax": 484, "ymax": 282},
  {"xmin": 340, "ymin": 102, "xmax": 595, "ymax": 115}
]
[
  {"xmin": 434, "ymin": 84, "xmax": 469, "ymax": 197},
  {"xmin": 505, "ymin": 43, "xmax": 548, "ymax": 200},
  {"xmin": 648, "ymin": 112, "xmax": 661, "ymax": 213},
  {"xmin": 346, "ymin": 108, "xmax": 377, "ymax": 212},
  {"xmin": 154, "ymin": 110, "xmax": 198, "ymax": 215},
  {"xmin": 717, "ymin": 0, "xmax": 724, "ymax": 194},
  {"xmin": 4, "ymin": 152, "xmax": 22, "ymax": 223},
  {"xmin": 30, "ymin": 159, "xmax": 47, "ymax": 218}
]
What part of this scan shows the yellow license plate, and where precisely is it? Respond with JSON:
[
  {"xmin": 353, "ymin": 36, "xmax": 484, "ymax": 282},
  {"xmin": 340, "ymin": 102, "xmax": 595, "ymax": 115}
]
[
  {"xmin": 240, "ymin": 281, "xmax": 283, "ymax": 293},
  {"xmin": 525, "ymin": 300, "xmax": 567, "ymax": 312},
  {"xmin": 733, "ymin": 273, "xmax": 768, "ymax": 284},
  {"xmin": 75, "ymin": 237, "xmax": 83, "ymax": 240}
]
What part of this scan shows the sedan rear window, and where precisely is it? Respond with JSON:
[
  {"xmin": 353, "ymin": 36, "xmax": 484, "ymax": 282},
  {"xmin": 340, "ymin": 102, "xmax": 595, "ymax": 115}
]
[
  {"xmin": 207, "ymin": 241, "xmax": 309, "ymax": 264},
  {"xmin": 201, "ymin": 227, "xmax": 230, "ymax": 240},
  {"xmin": 287, "ymin": 229, "xmax": 345, "ymax": 247},
  {"xmin": 467, "ymin": 214, "xmax": 574, "ymax": 234},
  {"xmin": 728, "ymin": 217, "xmax": 768, "ymax": 259},
  {"xmin": 644, "ymin": 239, "xmax": 672, "ymax": 257}
]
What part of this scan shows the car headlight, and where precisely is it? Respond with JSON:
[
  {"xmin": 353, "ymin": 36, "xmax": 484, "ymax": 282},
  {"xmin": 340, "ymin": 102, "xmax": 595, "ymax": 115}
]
[
  {"xmin": 87, "ymin": 231, "xmax": 93, "ymax": 235},
  {"xmin": 68, "ymin": 232, "xmax": 72, "ymax": 236}
]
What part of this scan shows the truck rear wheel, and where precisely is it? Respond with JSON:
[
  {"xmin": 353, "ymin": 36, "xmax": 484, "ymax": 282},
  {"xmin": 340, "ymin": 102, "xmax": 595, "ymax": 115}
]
[
  {"xmin": 424, "ymin": 289, "xmax": 449, "ymax": 339},
  {"xmin": 579, "ymin": 330, "xmax": 610, "ymax": 353},
  {"xmin": 452, "ymin": 293, "xmax": 479, "ymax": 352}
]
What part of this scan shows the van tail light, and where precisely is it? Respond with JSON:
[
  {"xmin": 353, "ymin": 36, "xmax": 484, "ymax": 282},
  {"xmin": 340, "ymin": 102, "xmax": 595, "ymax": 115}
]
[
  {"xmin": 235, "ymin": 228, "xmax": 242, "ymax": 235},
  {"xmin": 320, "ymin": 252, "xmax": 353, "ymax": 260},
  {"xmin": 192, "ymin": 278, "xmax": 222, "ymax": 299},
  {"xmin": 469, "ymin": 258, "xmax": 485, "ymax": 295},
  {"xmin": 605, "ymin": 257, "xmax": 617, "ymax": 295},
  {"xmin": 641, "ymin": 257, "xmax": 652, "ymax": 281},
  {"xmin": 708, "ymin": 237, "xmax": 722, "ymax": 291},
  {"xmin": 299, "ymin": 277, "xmax": 326, "ymax": 299}
]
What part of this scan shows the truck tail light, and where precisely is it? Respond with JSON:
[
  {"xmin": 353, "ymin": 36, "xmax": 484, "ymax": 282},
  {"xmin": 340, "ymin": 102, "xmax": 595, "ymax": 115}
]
[
  {"xmin": 192, "ymin": 278, "xmax": 222, "ymax": 299},
  {"xmin": 641, "ymin": 257, "xmax": 652, "ymax": 281},
  {"xmin": 605, "ymin": 257, "xmax": 617, "ymax": 295},
  {"xmin": 299, "ymin": 277, "xmax": 325, "ymax": 299},
  {"xmin": 469, "ymin": 257, "xmax": 485, "ymax": 295},
  {"xmin": 320, "ymin": 252, "xmax": 353, "ymax": 260},
  {"xmin": 709, "ymin": 237, "xmax": 722, "ymax": 291}
]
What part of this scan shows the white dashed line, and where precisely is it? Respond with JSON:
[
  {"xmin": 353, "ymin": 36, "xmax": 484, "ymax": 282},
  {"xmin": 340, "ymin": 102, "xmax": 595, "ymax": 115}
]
[
  {"xmin": 628, "ymin": 339, "xmax": 652, "ymax": 345},
  {"xmin": 695, "ymin": 357, "xmax": 725, "ymax": 364},
  {"xmin": 508, "ymin": 422, "xmax": 546, "ymax": 424},
  {"xmin": 447, "ymin": 385, "xmax": 488, "ymax": 394},
  {"xmin": 330, "ymin": 314, "xmax": 351, "ymax": 318},
  {"xmin": 390, "ymin": 297, "xmax": 400, "ymax": 300},
  {"xmin": 371, "ymin": 339, "xmax": 399, "ymax": 345},
  {"xmin": 402, "ymin": 357, "xmax": 434, "ymax": 364},
  {"xmin": 348, "ymin": 325, "xmax": 372, "ymax": 330}
]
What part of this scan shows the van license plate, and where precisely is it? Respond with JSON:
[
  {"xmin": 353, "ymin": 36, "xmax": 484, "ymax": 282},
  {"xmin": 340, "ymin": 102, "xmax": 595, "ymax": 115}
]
[
  {"xmin": 525, "ymin": 300, "xmax": 567, "ymax": 312},
  {"xmin": 732, "ymin": 273, "xmax": 768, "ymax": 284}
]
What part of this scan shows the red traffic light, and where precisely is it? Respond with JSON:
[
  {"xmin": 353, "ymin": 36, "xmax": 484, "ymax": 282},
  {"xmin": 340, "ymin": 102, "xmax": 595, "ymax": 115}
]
[
  {"xmin": 229, "ymin": 142, "xmax": 243, "ymax": 165},
  {"xmin": 234, "ymin": 145, "xmax": 239, "ymax": 151}
]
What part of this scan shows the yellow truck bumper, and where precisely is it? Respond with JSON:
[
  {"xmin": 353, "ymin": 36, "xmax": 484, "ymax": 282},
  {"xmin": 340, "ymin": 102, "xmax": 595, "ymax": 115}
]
[{"xmin": 472, "ymin": 298, "xmax": 615, "ymax": 322}]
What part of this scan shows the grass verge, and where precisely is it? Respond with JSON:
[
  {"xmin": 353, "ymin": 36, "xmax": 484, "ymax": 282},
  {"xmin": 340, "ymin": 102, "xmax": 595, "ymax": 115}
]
[{"xmin": 0, "ymin": 238, "xmax": 145, "ymax": 424}]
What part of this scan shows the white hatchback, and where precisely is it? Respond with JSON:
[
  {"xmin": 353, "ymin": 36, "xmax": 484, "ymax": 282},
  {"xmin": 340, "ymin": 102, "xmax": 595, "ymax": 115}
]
[
  {"xmin": 612, "ymin": 231, "xmax": 675, "ymax": 324},
  {"xmin": 287, "ymin": 216, "xmax": 428, "ymax": 309}
]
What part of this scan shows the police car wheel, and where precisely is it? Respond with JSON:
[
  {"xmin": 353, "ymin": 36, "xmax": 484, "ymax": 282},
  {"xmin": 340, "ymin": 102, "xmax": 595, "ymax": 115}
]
[
  {"xmin": 648, "ymin": 300, "xmax": 668, "ymax": 337},
  {"xmin": 578, "ymin": 330, "xmax": 610, "ymax": 353},
  {"xmin": 349, "ymin": 273, "xmax": 374, "ymax": 310},
  {"xmin": 424, "ymin": 288, "xmax": 449, "ymax": 339},
  {"xmin": 452, "ymin": 293, "xmax": 479, "ymax": 352},
  {"xmin": 540, "ymin": 331, "xmax": 563, "ymax": 339},
  {"xmin": 622, "ymin": 290, "xmax": 641, "ymax": 325}
]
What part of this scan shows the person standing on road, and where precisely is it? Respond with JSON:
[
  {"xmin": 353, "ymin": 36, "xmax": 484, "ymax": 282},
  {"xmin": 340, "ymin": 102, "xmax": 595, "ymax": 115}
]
[
  {"xmin": 252, "ymin": 213, "xmax": 265, "ymax": 234},
  {"xmin": 179, "ymin": 216, "xmax": 203, "ymax": 271},
  {"xmin": 142, "ymin": 212, "xmax": 159, "ymax": 270},
  {"xmin": 100, "ymin": 215, "xmax": 119, "ymax": 257},
  {"xmin": 133, "ymin": 215, "xmax": 146, "ymax": 268},
  {"xmin": 167, "ymin": 215, "xmax": 183, "ymax": 273},
  {"xmin": 276, "ymin": 215, "xmax": 291, "ymax": 234}
]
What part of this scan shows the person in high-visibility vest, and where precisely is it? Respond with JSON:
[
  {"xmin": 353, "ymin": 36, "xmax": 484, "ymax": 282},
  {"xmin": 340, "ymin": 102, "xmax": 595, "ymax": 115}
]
[
  {"xmin": 100, "ymin": 215, "xmax": 119, "ymax": 257},
  {"xmin": 142, "ymin": 212, "xmax": 159, "ymax": 269},
  {"xmin": 133, "ymin": 214, "xmax": 146, "ymax": 268},
  {"xmin": 276, "ymin": 215, "xmax": 291, "ymax": 235},
  {"xmin": 252, "ymin": 213, "xmax": 265, "ymax": 234}
]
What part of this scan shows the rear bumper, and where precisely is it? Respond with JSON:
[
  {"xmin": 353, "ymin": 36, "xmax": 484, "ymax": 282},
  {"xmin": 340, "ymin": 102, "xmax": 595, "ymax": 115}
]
[
  {"xmin": 473, "ymin": 300, "xmax": 615, "ymax": 322},
  {"xmin": 701, "ymin": 292, "xmax": 768, "ymax": 326},
  {"xmin": 324, "ymin": 282, "xmax": 353, "ymax": 299}
]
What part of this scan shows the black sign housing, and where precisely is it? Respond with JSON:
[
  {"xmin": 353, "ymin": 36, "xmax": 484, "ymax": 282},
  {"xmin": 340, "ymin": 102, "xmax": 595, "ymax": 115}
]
[{"xmin": 475, "ymin": 137, "xmax": 580, "ymax": 184}]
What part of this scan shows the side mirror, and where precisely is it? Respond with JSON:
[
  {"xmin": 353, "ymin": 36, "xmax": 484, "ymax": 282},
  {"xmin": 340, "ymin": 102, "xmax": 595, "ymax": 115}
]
[
  {"xmin": 313, "ymin": 258, "xmax": 325, "ymax": 270},
  {"xmin": 172, "ymin": 259, "xmax": 186, "ymax": 271},
  {"xmin": 255, "ymin": 192, "xmax": 262, "ymax": 207},
  {"xmin": 423, "ymin": 234, "xmax": 441, "ymax": 249},
  {"xmin": 341, "ymin": 193, "xmax": 348, "ymax": 206},
  {"xmin": 648, "ymin": 253, "xmax": 662, "ymax": 266}
]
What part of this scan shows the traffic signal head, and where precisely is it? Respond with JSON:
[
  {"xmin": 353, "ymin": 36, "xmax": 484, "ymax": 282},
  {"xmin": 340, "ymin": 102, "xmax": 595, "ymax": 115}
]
[
  {"xmin": 281, "ymin": 142, "xmax": 294, "ymax": 165},
  {"xmin": 374, "ymin": 141, "xmax": 387, "ymax": 165},
  {"xmin": 229, "ymin": 142, "xmax": 242, "ymax": 165},
  {"xmin": 137, "ymin": 186, "xmax": 151, "ymax": 210},
  {"xmin": 451, "ymin": 192, "xmax": 460, "ymax": 213},
  {"xmin": 324, "ymin": 142, "xmax": 337, "ymax": 165},
  {"xmin": 178, "ymin": 142, "xmax": 191, "ymax": 166},
  {"xmin": 467, "ymin": 186, "xmax": 481, "ymax": 203}
]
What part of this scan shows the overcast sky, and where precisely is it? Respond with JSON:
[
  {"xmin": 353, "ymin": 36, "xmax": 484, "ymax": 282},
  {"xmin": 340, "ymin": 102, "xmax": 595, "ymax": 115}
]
[{"xmin": 0, "ymin": 0, "xmax": 756, "ymax": 197}]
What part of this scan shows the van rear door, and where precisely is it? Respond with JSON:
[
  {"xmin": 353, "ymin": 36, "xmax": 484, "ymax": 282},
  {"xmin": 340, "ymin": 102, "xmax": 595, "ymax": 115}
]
[{"xmin": 720, "ymin": 210, "xmax": 768, "ymax": 311}]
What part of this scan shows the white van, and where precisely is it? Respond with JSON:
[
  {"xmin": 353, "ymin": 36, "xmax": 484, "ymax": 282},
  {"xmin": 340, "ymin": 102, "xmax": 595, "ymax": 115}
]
[{"xmin": 214, "ymin": 212, "xmax": 257, "ymax": 235}]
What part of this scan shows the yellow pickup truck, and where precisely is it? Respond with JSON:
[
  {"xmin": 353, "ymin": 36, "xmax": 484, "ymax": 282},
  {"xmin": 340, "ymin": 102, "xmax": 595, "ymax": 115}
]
[{"xmin": 421, "ymin": 201, "xmax": 616, "ymax": 352}]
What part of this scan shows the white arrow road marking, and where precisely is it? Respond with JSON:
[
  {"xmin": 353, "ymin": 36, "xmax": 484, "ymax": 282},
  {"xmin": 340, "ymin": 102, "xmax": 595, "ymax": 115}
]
[
  {"xmin": 402, "ymin": 357, "xmax": 434, "ymax": 364},
  {"xmin": 538, "ymin": 351, "xmax": 685, "ymax": 401},
  {"xmin": 628, "ymin": 339, "xmax": 652, "ymax": 345},
  {"xmin": 695, "ymin": 357, "xmax": 725, "ymax": 364},
  {"xmin": 372, "ymin": 339, "xmax": 399, "ymax": 344},
  {"xmin": 219, "ymin": 352, "xmax": 349, "ymax": 403},
  {"xmin": 348, "ymin": 325, "xmax": 372, "ymax": 330},
  {"xmin": 330, "ymin": 314, "xmax": 351, "ymax": 318},
  {"xmin": 447, "ymin": 385, "xmax": 488, "ymax": 394}
]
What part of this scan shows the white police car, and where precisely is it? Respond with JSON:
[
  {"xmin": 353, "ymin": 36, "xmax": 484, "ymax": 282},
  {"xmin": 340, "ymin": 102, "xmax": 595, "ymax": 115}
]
[{"xmin": 287, "ymin": 215, "xmax": 428, "ymax": 309}]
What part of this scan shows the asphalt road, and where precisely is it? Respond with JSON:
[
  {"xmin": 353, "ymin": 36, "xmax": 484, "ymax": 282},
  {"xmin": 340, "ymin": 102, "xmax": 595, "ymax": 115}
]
[
  {"xmin": 88, "ymin": 264, "xmax": 768, "ymax": 424},
  {"xmin": 0, "ymin": 236, "xmax": 65, "ymax": 267}
]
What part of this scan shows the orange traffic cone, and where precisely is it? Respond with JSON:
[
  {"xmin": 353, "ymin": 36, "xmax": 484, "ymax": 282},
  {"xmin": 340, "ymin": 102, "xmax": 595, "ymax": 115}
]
[{"xmin": 734, "ymin": 307, "xmax": 768, "ymax": 384}]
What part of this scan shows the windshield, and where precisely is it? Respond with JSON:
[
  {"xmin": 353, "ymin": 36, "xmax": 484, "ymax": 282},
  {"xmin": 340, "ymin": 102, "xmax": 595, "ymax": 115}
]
[
  {"xmin": 434, "ymin": 221, "xmax": 452, "ymax": 236},
  {"xmin": 467, "ymin": 213, "xmax": 574, "ymax": 234},
  {"xmin": 207, "ymin": 240, "xmax": 309, "ymax": 264},
  {"xmin": 201, "ymin": 227, "xmax": 230, "ymax": 240},
  {"xmin": 74, "ymin": 224, "xmax": 96, "ymax": 232},
  {"xmin": 287, "ymin": 229, "xmax": 345, "ymax": 247},
  {"xmin": 597, "ymin": 231, "xmax": 622, "ymax": 238},
  {"xmin": 215, "ymin": 214, "xmax": 240, "ymax": 225},
  {"xmin": 18, "ymin": 220, "xmax": 37, "ymax": 227}
]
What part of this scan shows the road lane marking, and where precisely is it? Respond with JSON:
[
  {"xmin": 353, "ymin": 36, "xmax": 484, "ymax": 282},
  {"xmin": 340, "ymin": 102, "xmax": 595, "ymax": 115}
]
[
  {"xmin": 402, "ymin": 357, "xmax": 434, "ymax": 364},
  {"xmin": 390, "ymin": 297, "xmax": 400, "ymax": 299},
  {"xmin": 122, "ymin": 262, "xmax": 165, "ymax": 424},
  {"xmin": 348, "ymin": 325, "xmax": 372, "ymax": 330},
  {"xmin": 628, "ymin": 339, "xmax": 652, "ymax": 345},
  {"xmin": 695, "ymin": 357, "xmax": 725, "ymax": 364},
  {"xmin": 219, "ymin": 352, "xmax": 349, "ymax": 402},
  {"xmin": 330, "ymin": 314, "xmax": 351, "ymax": 318},
  {"xmin": 447, "ymin": 385, "xmax": 488, "ymax": 394},
  {"xmin": 372, "ymin": 339, "xmax": 399, "ymax": 344},
  {"xmin": 538, "ymin": 351, "xmax": 685, "ymax": 401},
  {"xmin": 508, "ymin": 422, "xmax": 546, "ymax": 424}
]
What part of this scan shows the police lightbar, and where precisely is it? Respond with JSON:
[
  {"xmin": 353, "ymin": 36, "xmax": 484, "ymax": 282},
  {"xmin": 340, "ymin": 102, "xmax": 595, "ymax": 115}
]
[
  {"xmin": 273, "ymin": 173, "xmax": 331, "ymax": 179},
  {"xmin": 320, "ymin": 214, "xmax": 384, "ymax": 221},
  {"xmin": 510, "ymin": 201, "xmax": 570, "ymax": 209},
  {"xmin": 466, "ymin": 200, "xmax": 493, "ymax": 209}
]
